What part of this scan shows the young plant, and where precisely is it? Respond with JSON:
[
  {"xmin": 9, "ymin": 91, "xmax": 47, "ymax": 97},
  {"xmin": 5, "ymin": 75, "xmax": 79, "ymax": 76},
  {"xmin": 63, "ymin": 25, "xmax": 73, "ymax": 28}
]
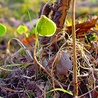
[
  {"xmin": 34, "ymin": 15, "xmax": 73, "ymax": 96},
  {"xmin": 17, "ymin": 25, "xmax": 28, "ymax": 37},
  {"xmin": 33, "ymin": 15, "xmax": 56, "ymax": 76},
  {"xmin": 17, "ymin": 15, "xmax": 56, "ymax": 75},
  {"xmin": 17, "ymin": 15, "xmax": 56, "ymax": 37}
]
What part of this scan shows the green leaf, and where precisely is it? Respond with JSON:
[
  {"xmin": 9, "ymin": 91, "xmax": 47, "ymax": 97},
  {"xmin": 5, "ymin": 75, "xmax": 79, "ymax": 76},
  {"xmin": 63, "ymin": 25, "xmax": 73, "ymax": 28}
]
[
  {"xmin": 0, "ymin": 66, "xmax": 12, "ymax": 71},
  {"xmin": 17, "ymin": 25, "xmax": 28, "ymax": 35},
  {"xmin": 87, "ymin": 33, "xmax": 98, "ymax": 42},
  {"xmin": 0, "ymin": 23, "xmax": 6, "ymax": 36},
  {"xmin": 51, "ymin": 88, "xmax": 73, "ymax": 96},
  {"xmin": 36, "ymin": 15, "xmax": 56, "ymax": 37},
  {"xmin": 6, "ymin": 64, "xmax": 22, "ymax": 67}
]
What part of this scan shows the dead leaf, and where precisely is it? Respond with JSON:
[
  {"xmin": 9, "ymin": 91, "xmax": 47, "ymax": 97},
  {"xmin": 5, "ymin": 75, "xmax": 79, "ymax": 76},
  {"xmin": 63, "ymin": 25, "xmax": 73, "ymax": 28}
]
[
  {"xmin": 21, "ymin": 35, "xmax": 36, "ymax": 46},
  {"xmin": 46, "ymin": 51, "xmax": 73, "ymax": 76},
  {"xmin": 56, "ymin": 51, "xmax": 73, "ymax": 76},
  {"xmin": 67, "ymin": 17, "xmax": 98, "ymax": 37}
]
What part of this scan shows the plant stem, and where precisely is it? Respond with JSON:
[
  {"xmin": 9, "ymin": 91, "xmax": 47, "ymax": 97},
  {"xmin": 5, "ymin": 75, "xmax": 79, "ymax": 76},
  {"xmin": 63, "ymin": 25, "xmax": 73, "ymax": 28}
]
[
  {"xmin": 72, "ymin": 0, "xmax": 78, "ymax": 97},
  {"xmin": 34, "ymin": 38, "xmax": 51, "ymax": 76}
]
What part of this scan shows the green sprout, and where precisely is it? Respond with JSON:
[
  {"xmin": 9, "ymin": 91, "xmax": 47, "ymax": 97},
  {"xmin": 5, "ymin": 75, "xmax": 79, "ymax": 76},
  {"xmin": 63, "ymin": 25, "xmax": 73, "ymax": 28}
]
[
  {"xmin": 17, "ymin": 25, "xmax": 28, "ymax": 37},
  {"xmin": 17, "ymin": 15, "xmax": 56, "ymax": 38},
  {"xmin": 17, "ymin": 25, "xmax": 28, "ymax": 34}
]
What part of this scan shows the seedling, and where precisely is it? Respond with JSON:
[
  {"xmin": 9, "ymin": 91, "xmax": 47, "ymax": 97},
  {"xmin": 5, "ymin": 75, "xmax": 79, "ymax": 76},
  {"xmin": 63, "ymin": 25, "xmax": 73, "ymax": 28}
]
[
  {"xmin": 17, "ymin": 15, "xmax": 56, "ymax": 38},
  {"xmin": 34, "ymin": 15, "xmax": 73, "ymax": 96},
  {"xmin": 33, "ymin": 15, "xmax": 57, "ymax": 76},
  {"xmin": 34, "ymin": 15, "xmax": 57, "ymax": 57},
  {"xmin": 17, "ymin": 25, "xmax": 28, "ymax": 37},
  {"xmin": 16, "ymin": 15, "xmax": 56, "ymax": 74}
]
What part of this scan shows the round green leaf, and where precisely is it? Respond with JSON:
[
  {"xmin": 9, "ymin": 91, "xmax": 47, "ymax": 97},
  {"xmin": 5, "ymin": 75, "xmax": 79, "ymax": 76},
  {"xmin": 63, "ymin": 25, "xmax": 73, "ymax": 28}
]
[
  {"xmin": 36, "ymin": 15, "xmax": 56, "ymax": 37},
  {"xmin": 17, "ymin": 25, "xmax": 28, "ymax": 34},
  {"xmin": 0, "ymin": 23, "xmax": 6, "ymax": 36}
]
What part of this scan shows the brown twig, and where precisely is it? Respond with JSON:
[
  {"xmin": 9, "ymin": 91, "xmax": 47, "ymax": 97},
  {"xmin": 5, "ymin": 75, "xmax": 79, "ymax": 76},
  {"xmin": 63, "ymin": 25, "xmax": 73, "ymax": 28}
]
[{"xmin": 72, "ymin": 0, "xmax": 78, "ymax": 97}]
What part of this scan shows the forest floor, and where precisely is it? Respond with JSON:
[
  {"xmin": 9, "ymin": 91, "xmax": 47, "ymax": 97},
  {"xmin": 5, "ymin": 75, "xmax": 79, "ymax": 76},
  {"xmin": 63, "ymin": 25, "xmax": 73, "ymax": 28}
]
[{"xmin": 0, "ymin": 0, "xmax": 98, "ymax": 98}]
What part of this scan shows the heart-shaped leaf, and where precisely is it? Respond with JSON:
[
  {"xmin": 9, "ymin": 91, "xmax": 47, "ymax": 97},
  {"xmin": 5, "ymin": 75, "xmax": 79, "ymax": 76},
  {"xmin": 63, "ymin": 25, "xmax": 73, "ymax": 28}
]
[
  {"xmin": 0, "ymin": 23, "xmax": 6, "ymax": 36},
  {"xmin": 17, "ymin": 25, "xmax": 28, "ymax": 34},
  {"xmin": 36, "ymin": 15, "xmax": 56, "ymax": 37}
]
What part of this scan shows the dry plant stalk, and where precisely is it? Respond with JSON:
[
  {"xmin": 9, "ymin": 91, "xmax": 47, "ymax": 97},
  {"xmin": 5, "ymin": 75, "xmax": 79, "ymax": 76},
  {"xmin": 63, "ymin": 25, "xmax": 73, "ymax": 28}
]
[{"xmin": 72, "ymin": 0, "xmax": 78, "ymax": 97}]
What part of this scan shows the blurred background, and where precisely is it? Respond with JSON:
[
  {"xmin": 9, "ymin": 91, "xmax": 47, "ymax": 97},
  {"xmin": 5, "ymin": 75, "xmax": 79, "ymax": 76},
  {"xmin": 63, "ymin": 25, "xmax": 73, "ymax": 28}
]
[{"xmin": 0, "ymin": 0, "xmax": 98, "ymax": 39}]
